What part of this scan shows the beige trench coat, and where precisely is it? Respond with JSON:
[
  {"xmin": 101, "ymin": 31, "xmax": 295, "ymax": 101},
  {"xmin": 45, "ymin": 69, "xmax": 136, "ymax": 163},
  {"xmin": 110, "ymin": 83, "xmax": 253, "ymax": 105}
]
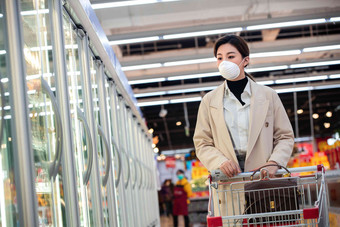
[{"xmin": 193, "ymin": 79, "xmax": 294, "ymax": 218}]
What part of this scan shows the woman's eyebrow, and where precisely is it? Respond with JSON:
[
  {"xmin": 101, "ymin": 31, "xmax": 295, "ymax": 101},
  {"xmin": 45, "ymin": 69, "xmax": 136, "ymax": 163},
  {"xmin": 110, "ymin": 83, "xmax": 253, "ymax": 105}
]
[{"xmin": 217, "ymin": 52, "xmax": 236, "ymax": 55}]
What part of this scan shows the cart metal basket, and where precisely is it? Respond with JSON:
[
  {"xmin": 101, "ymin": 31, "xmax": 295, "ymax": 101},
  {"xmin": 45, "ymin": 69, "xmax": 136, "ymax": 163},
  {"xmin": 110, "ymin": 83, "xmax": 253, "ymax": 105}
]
[{"xmin": 207, "ymin": 165, "xmax": 329, "ymax": 227}]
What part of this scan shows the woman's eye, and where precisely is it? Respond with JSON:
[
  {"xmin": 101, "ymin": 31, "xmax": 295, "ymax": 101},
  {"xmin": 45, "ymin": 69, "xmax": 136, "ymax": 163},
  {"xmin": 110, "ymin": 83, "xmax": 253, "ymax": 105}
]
[
  {"xmin": 217, "ymin": 58, "xmax": 222, "ymax": 60},
  {"xmin": 228, "ymin": 56, "xmax": 234, "ymax": 59}
]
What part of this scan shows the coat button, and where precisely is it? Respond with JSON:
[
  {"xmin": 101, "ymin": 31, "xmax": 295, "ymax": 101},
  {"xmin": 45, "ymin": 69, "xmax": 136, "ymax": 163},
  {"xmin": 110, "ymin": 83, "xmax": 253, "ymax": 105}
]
[{"xmin": 265, "ymin": 122, "xmax": 269, "ymax": 127}]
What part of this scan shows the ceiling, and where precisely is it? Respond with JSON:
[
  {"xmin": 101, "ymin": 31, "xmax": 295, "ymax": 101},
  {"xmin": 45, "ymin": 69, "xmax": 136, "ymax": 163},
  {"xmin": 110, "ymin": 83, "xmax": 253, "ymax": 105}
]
[{"xmin": 89, "ymin": 0, "xmax": 340, "ymax": 153}]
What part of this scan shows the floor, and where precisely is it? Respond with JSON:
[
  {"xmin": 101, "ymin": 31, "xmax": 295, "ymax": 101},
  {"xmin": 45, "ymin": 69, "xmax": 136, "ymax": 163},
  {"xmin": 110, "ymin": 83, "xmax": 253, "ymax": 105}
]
[{"xmin": 160, "ymin": 215, "xmax": 206, "ymax": 227}]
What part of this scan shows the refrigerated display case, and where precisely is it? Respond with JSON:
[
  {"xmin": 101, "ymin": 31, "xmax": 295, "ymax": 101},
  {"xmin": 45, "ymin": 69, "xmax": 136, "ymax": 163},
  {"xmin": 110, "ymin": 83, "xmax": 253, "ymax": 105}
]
[{"xmin": 1, "ymin": 0, "xmax": 160, "ymax": 226}]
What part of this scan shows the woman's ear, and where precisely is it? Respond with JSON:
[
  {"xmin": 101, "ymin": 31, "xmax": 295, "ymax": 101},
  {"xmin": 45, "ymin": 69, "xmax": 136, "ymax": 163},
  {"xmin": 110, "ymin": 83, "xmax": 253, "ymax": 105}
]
[{"xmin": 244, "ymin": 56, "xmax": 250, "ymax": 67}]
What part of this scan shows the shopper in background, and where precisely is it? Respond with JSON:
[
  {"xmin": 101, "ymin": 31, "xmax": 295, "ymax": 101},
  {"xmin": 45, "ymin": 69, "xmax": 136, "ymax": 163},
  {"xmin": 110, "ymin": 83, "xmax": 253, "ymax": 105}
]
[
  {"xmin": 172, "ymin": 169, "xmax": 192, "ymax": 227},
  {"xmin": 161, "ymin": 179, "xmax": 174, "ymax": 217},
  {"xmin": 193, "ymin": 34, "xmax": 294, "ymax": 215}
]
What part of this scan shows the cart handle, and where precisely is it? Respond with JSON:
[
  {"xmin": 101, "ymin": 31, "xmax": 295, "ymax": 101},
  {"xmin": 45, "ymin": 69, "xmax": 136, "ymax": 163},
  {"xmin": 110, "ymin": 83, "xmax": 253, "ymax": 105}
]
[
  {"xmin": 250, "ymin": 164, "xmax": 291, "ymax": 181},
  {"xmin": 210, "ymin": 165, "xmax": 322, "ymax": 182}
]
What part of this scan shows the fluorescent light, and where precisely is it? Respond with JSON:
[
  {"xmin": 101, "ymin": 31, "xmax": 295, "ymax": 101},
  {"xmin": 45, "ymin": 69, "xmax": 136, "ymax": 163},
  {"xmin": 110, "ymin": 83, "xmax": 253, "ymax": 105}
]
[
  {"xmin": 303, "ymin": 45, "xmax": 340, "ymax": 52},
  {"xmin": 92, "ymin": 0, "xmax": 180, "ymax": 9},
  {"xmin": 163, "ymin": 57, "xmax": 215, "ymax": 67},
  {"xmin": 314, "ymin": 84, "xmax": 340, "ymax": 90},
  {"xmin": 246, "ymin": 18, "xmax": 326, "ymax": 30},
  {"xmin": 0, "ymin": 14, "xmax": 3, "ymax": 18},
  {"xmin": 134, "ymin": 91, "xmax": 166, "ymax": 98},
  {"xmin": 122, "ymin": 63, "xmax": 162, "ymax": 71},
  {"xmin": 137, "ymin": 100, "xmax": 170, "ymax": 107},
  {"xmin": 275, "ymin": 75, "xmax": 328, "ymax": 84},
  {"xmin": 169, "ymin": 97, "xmax": 202, "ymax": 104},
  {"xmin": 246, "ymin": 65, "xmax": 289, "ymax": 73},
  {"xmin": 295, "ymin": 137, "xmax": 313, "ymax": 142},
  {"xmin": 329, "ymin": 74, "xmax": 340, "ymax": 79},
  {"xmin": 163, "ymin": 27, "xmax": 243, "ymax": 40},
  {"xmin": 250, "ymin": 50, "xmax": 301, "ymax": 58},
  {"xmin": 330, "ymin": 17, "xmax": 340, "ymax": 22},
  {"xmin": 0, "ymin": 50, "xmax": 6, "ymax": 55},
  {"xmin": 109, "ymin": 36, "xmax": 160, "ymax": 45},
  {"xmin": 167, "ymin": 86, "xmax": 217, "ymax": 94},
  {"xmin": 275, "ymin": 86, "xmax": 313, "ymax": 93},
  {"xmin": 129, "ymin": 77, "xmax": 166, "ymax": 85},
  {"xmin": 168, "ymin": 72, "xmax": 218, "ymax": 81},
  {"xmin": 21, "ymin": 9, "xmax": 49, "ymax": 16},
  {"xmin": 92, "ymin": 0, "xmax": 158, "ymax": 9},
  {"xmin": 257, "ymin": 80, "xmax": 275, "ymax": 85},
  {"xmin": 290, "ymin": 60, "xmax": 340, "ymax": 68}
]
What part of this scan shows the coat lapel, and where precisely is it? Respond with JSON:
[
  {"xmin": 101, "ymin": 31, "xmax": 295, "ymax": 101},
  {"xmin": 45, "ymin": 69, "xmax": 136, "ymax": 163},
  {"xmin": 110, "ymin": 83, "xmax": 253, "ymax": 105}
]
[
  {"xmin": 210, "ymin": 83, "xmax": 237, "ymax": 162},
  {"xmin": 246, "ymin": 80, "xmax": 269, "ymax": 159}
]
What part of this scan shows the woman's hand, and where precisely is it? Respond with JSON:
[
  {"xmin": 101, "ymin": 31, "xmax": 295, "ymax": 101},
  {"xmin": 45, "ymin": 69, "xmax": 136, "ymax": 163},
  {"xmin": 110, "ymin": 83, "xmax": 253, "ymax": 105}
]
[
  {"xmin": 220, "ymin": 160, "xmax": 241, "ymax": 178},
  {"xmin": 252, "ymin": 161, "xmax": 279, "ymax": 178}
]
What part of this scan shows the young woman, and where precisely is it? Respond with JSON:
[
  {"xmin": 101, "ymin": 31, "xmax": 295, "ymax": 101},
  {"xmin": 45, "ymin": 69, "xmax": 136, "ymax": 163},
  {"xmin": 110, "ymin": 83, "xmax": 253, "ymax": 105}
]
[{"xmin": 193, "ymin": 34, "xmax": 294, "ymax": 216}]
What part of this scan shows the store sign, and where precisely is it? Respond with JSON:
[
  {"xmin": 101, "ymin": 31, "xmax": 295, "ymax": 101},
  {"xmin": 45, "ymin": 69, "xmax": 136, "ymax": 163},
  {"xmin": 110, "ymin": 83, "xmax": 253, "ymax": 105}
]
[{"xmin": 165, "ymin": 156, "xmax": 176, "ymax": 168}]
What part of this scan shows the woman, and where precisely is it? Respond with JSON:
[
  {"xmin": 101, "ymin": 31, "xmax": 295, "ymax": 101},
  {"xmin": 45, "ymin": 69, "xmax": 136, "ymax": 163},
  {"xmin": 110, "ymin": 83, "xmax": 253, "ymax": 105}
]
[
  {"xmin": 193, "ymin": 35, "xmax": 294, "ymax": 216},
  {"xmin": 172, "ymin": 169, "xmax": 192, "ymax": 227}
]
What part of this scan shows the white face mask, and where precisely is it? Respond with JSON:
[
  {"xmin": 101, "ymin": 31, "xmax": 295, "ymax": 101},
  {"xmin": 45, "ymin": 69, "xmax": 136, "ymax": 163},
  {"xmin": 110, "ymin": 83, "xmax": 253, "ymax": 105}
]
[{"xmin": 218, "ymin": 59, "xmax": 245, "ymax": 80}]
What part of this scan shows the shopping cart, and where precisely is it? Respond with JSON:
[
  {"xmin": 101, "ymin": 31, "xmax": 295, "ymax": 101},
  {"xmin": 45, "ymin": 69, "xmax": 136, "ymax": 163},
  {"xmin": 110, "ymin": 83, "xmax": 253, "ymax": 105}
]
[{"xmin": 207, "ymin": 165, "xmax": 329, "ymax": 227}]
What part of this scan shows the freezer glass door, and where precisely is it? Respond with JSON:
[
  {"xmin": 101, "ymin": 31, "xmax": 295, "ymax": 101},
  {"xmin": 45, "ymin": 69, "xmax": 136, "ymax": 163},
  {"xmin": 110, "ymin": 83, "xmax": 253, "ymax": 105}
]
[
  {"xmin": 20, "ymin": 1, "xmax": 66, "ymax": 226},
  {"xmin": 0, "ymin": 3, "xmax": 20, "ymax": 226},
  {"xmin": 89, "ymin": 57, "xmax": 110, "ymax": 227},
  {"xmin": 62, "ymin": 11, "xmax": 94, "ymax": 227}
]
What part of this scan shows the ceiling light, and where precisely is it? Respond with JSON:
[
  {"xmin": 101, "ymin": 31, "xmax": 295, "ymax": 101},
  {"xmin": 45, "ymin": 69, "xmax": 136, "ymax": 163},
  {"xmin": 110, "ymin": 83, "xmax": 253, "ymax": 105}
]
[
  {"xmin": 148, "ymin": 128, "xmax": 154, "ymax": 134},
  {"xmin": 326, "ymin": 111, "xmax": 332, "ymax": 118},
  {"xmin": 109, "ymin": 36, "xmax": 160, "ymax": 45},
  {"xmin": 276, "ymin": 86, "xmax": 312, "ymax": 93},
  {"xmin": 168, "ymin": 72, "xmax": 218, "ymax": 81},
  {"xmin": 329, "ymin": 74, "xmax": 340, "ymax": 79},
  {"xmin": 152, "ymin": 143, "xmax": 156, "ymax": 148},
  {"xmin": 169, "ymin": 97, "xmax": 202, "ymax": 104},
  {"xmin": 297, "ymin": 109, "xmax": 304, "ymax": 114},
  {"xmin": 257, "ymin": 80, "xmax": 275, "ymax": 85},
  {"xmin": 134, "ymin": 91, "xmax": 166, "ymax": 98},
  {"xmin": 303, "ymin": 45, "xmax": 340, "ymax": 52},
  {"xmin": 246, "ymin": 65, "xmax": 289, "ymax": 73},
  {"xmin": 136, "ymin": 83, "xmax": 340, "ymax": 106},
  {"xmin": 324, "ymin": 122, "xmax": 331, "ymax": 128},
  {"xmin": 176, "ymin": 121, "xmax": 182, "ymax": 126},
  {"xmin": 290, "ymin": 60, "xmax": 340, "ymax": 68},
  {"xmin": 250, "ymin": 50, "xmax": 301, "ymax": 58},
  {"xmin": 163, "ymin": 27, "xmax": 243, "ymax": 40},
  {"xmin": 275, "ymin": 75, "xmax": 328, "ymax": 84},
  {"xmin": 167, "ymin": 86, "xmax": 217, "ymax": 95},
  {"xmin": 330, "ymin": 17, "xmax": 340, "ymax": 22},
  {"xmin": 246, "ymin": 18, "xmax": 326, "ymax": 30},
  {"xmin": 0, "ymin": 50, "xmax": 6, "ymax": 55},
  {"xmin": 312, "ymin": 113, "xmax": 319, "ymax": 119},
  {"xmin": 163, "ymin": 57, "xmax": 215, "ymax": 67},
  {"xmin": 138, "ymin": 100, "xmax": 170, "ymax": 107},
  {"xmin": 129, "ymin": 77, "xmax": 166, "ymax": 85},
  {"xmin": 92, "ymin": 0, "xmax": 180, "ymax": 9},
  {"xmin": 153, "ymin": 147, "xmax": 159, "ymax": 153},
  {"xmin": 122, "ymin": 63, "xmax": 162, "ymax": 71},
  {"xmin": 159, "ymin": 108, "xmax": 168, "ymax": 118}
]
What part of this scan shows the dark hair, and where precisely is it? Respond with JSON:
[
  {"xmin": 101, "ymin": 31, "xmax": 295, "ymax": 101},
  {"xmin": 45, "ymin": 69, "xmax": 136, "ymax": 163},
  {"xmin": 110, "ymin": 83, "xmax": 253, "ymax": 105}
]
[
  {"xmin": 213, "ymin": 35, "xmax": 255, "ymax": 81},
  {"xmin": 176, "ymin": 169, "xmax": 185, "ymax": 175}
]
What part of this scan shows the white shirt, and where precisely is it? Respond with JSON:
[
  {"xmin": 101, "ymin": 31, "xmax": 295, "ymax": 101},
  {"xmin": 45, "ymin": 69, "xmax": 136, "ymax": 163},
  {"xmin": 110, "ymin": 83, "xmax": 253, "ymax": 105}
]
[{"xmin": 223, "ymin": 79, "xmax": 251, "ymax": 156}]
